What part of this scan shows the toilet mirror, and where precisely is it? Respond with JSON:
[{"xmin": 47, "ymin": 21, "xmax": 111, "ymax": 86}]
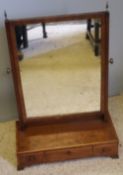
[{"xmin": 5, "ymin": 12, "xmax": 109, "ymax": 126}]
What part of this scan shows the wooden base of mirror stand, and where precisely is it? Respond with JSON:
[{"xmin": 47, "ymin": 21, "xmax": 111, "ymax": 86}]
[{"xmin": 16, "ymin": 112, "xmax": 118, "ymax": 170}]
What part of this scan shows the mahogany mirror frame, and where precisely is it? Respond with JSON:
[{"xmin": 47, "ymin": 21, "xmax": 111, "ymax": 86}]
[{"xmin": 5, "ymin": 11, "xmax": 109, "ymax": 128}]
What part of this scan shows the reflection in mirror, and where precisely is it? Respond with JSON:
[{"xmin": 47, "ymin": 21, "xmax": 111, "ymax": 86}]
[{"xmin": 15, "ymin": 19, "xmax": 101, "ymax": 118}]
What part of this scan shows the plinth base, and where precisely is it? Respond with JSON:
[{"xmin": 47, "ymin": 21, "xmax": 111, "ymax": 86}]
[{"xmin": 16, "ymin": 113, "xmax": 118, "ymax": 170}]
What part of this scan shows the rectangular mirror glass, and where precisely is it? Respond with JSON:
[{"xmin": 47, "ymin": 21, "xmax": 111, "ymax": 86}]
[{"xmin": 15, "ymin": 19, "xmax": 101, "ymax": 118}]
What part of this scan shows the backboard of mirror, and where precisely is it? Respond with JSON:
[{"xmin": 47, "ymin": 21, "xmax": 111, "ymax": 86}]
[{"xmin": 5, "ymin": 12, "xmax": 108, "ymax": 127}]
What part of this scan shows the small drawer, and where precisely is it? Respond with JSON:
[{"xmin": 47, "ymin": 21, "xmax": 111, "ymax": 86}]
[{"xmin": 93, "ymin": 143, "xmax": 117, "ymax": 157}]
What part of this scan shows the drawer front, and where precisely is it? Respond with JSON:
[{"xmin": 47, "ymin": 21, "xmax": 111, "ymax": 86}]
[
  {"xmin": 18, "ymin": 143, "xmax": 118, "ymax": 167},
  {"xmin": 93, "ymin": 143, "xmax": 118, "ymax": 157},
  {"xmin": 18, "ymin": 146, "xmax": 93, "ymax": 166}
]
